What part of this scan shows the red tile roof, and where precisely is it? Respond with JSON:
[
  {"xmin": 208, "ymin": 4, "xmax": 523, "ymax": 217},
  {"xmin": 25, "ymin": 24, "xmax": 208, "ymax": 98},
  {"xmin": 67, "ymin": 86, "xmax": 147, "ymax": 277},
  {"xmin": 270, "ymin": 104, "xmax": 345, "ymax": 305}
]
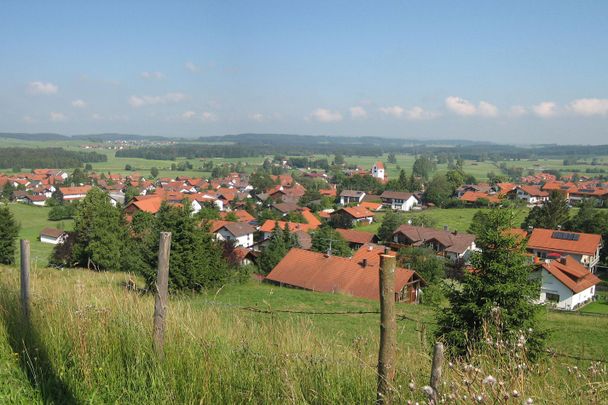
[
  {"xmin": 336, "ymin": 229, "xmax": 377, "ymax": 245},
  {"xmin": 540, "ymin": 256, "xmax": 601, "ymax": 293},
  {"xmin": 266, "ymin": 248, "xmax": 420, "ymax": 300},
  {"xmin": 337, "ymin": 206, "xmax": 374, "ymax": 219},
  {"xmin": 220, "ymin": 209, "xmax": 255, "ymax": 223},
  {"xmin": 59, "ymin": 185, "xmax": 92, "ymax": 196},
  {"xmin": 459, "ymin": 191, "xmax": 501, "ymax": 204},
  {"xmin": 259, "ymin": 220, "xmax": 316, "ymax": 233},
  {"xmin": 527, "ymin": 228, "xmax": 602, "ymax": 256},
  {"xmin": 360, "ymin": 201, "xmax": 383, "ymax": 211}
]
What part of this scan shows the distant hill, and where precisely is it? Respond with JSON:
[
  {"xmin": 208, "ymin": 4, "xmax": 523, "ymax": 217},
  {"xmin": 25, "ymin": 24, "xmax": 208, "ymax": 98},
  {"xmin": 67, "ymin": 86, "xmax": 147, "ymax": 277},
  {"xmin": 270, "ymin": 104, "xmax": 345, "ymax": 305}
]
[
  {"xmin": 0, "ymin": 132, "xmax": 168, "ymax": 142},
  {"xmin": 199, "ymin": 133, "xmax": 492, "ymax": 147}
]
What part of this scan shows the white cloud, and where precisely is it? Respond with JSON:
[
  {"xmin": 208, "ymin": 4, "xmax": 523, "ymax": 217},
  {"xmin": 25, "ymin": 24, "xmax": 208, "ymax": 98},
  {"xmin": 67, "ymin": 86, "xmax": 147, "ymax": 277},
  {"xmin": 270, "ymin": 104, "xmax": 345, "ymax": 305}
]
[
  {"xmin": 309, "ymin": 108, "xmax": 343, "ymax": 123},
  {"xmin": 508, "ymin": 105, "xmax": 527, "ymax": 117},
  {"xmin": 181, "ymin": 111, "xmax": 197, "ymax": 119},
  {"xmin": 181, "ymin": 111, "xmax": 217, "ymax": 122},
  {"xmin": 50, "ymin": 112, "xmax": 66, "ymax": 122},
  {"xmin": 349, "ymin": 106, "xmax": 367, "ymax": 119},
  {"xmin": 379, "ymin": 105, "xmax": 405, "ymax": 118},
  {"xmin": 445, "ymin": 96, "xmax": 477, "ymax": 116},
  {"xmin": 249, "ymin": 113, "xmax": 266, "ymax": 122},
  {"xmin": 201, "ymin": 112, "xmax": 217, "ymax": 122},
  {"xmin": 27, "ymin": 81, "xmax": 58, "ymax": 95},
  {"xmin": 379, "ymin": 105, "xmax": 438, "ymax": 120},
  {"xmin": 569, "ymin": 98, "xmax": 608, "ymax": 116},
  {"xmin": 128, "ymin": 92, "xmax": 186, "ymax": 107},
  {"xmin": 405, "ymin": 106, "xmax": 439, "ymax": 120},
  {"xmin": 533, "ymin": 101, "xmax": 557, "ymax": 118},
  {"xmin": 185, "ymin": 62, "xmax": 200, "ymax": 73},
  {"xmin": 478, "ymin": 101, "xmax": 498, "ymax": 117},
  {"xmin": 71, "ymin": 99, "xmax": 87, "ymax": 108},
  {"xmin": 141, "ymin": 71, "xmax": 165, "ymax": 80}
]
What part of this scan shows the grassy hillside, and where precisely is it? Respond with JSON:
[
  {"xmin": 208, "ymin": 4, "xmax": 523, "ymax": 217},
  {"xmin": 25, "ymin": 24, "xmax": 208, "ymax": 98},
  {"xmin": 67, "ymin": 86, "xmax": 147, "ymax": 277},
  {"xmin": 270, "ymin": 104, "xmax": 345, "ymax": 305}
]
[
  {"xmin": 7, "ymin": 203, "xmax": 73, "ymax": 267},
  {"xmin": 0, "ymin": 266, "xmax": 606, "ymax": 403}
]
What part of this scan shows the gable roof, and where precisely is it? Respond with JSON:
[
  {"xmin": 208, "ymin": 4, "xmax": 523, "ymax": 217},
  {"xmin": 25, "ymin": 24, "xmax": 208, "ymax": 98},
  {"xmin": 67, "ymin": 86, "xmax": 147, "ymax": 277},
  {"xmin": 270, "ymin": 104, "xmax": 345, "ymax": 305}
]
[
  {"xmin": 393, "ymin": 225, "xmax": 476, "ymax": 254},
  {"xmin": 220, "ymin": 209, "xmax": 255, "ymax": 223},
  {"xmin": 336, "ymin": 229, "xmax": 377, "ymax": 245},
  {"xmin": 336, "ymin": 206, "xmax": 374, "ymax": 219},
  {"xmin": 359, "ymin": 201, "xmax": 383, "ymax": 211},
  {"xmin": 540, "ymin": 256, "xmax": 601, "ymax": 293},
  {"xmin": 128, "ymin": 195, "xmax": 163, "ymax": 214},
  {"xmin": 59, "ymin": 185, "xmax": 92, "ymax": 196},
  {"xmin": 527, "ymin": 228, "xmax": 602, "ymax": 256},
  {"xmin": 380, "ymin": 191, "xmax": 415, "ymax": 200},
  {"xmin": 259, "ymin": 220, "xmax": 316, "ymax": 233},
  {"xmin": 516, "ymin": 185, "xmax": 549, "ymax": 198},
  {"xmin": 374, "ymin": 161, "xmax": 384, "ymax": 169},
  {"xmin": 340, "ymin": 190, "xmax": 365, "ymax": 198},
  {"xmin": 459, "ymin": 191, "xmax": 501, "ymax": 204},
  {"xmin": 39, "ymin": 227, "xmax": 66, "ymax": 239},
  {"xmin": 266, "ymin": 248, "xmax": 420, "ymax": 300},
  {"xmin": 215, "ymin": 221, "xmax": 256, "ymax": 237}
]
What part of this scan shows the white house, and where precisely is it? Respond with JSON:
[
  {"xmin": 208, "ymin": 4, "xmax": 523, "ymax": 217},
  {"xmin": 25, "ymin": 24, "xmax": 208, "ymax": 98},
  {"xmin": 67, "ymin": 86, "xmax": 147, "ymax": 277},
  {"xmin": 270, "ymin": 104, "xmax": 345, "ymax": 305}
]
[
  {"xmin": 23, "ymin": 195, "xmax": 48, "ymax": 206},
  {"xmin": 371, "ymin": 161, "xmax": 385, "ymax": 180},
  {"xmin": 512, "ymin": 186, "xmax": 549, "ymax": 205},
  {"xmin": 339, "ymin": 190, "xmax": 366, "ymax": 205},
  {"xmin": 527, "ymin": 228, "xmax": 603, "ymax": 272},
  {"xmin": 380, "ymin": 191, "xmax": 418, "ymax": 211},
  {"xmin": 535, "ymin": 256, "xmax": 601, "ymax": 310},
  {"xmin": 40, "ymin": 228, "xmax": 68, "ymax": 245},
  {"xmin": 212, "ymin": 221, "xmax": 255, "ymax": 248},
  {"xmin": 60, "ymin": 185, "xmax": 92, "ymax": 201}
]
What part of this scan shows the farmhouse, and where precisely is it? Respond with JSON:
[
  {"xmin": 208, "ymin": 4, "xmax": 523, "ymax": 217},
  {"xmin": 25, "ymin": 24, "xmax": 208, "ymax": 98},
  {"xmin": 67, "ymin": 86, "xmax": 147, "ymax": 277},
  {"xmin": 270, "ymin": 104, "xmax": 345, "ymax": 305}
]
[
  {"xmin": 511, "ymin": 185, "xmax": 549, "ymax": 205},
  {"xmin": 380, "ymin": 191, "xmax": 419, "ymax": 211},
  {"xmin": 330, "ymin": 206, "xmax": 374, "ymax": 226},
  {"xmin": 59, "ymin": 185, "xmax": 93, "ymax": 201},
  {"xmin": 335, "ymin": 228, "xmax": 379, "ymax": 249},
  {"xmin": 211, "ymin": 221, "xmax": 255, "ymax": 248},
  {"xmin": 39, "ymin": 228, "xmax": 68, "ymax": 245},
  {"xmin": 339, "ymin": 190, "xmax": 366, "ymax": 205},
  {"xmin": 266, "ymin": 247, "xmax": 424, "ymax": 302},
  {"xmin": 526, "ymin": 228, "xmax": 603, "ymax": 271},
  {"xmin": 535, "ymin": 256, "xmax": 601, "ymax": 310},
  {"xmin": 22, "ymin": 194, "xmax": 48, "ymax": 206},
  {"xmin": 392, "ymin": 225, "xmax": 477, "ymax": 261}
]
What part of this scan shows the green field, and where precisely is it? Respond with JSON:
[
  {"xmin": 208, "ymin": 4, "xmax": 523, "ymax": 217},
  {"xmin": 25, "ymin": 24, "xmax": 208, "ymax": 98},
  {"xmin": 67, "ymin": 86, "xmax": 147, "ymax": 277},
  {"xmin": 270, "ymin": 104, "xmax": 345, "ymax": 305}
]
[
  {"xmin": 6, "ymin": 203, "xmax": 73, "ymax": 267},
  {"xmin": 580, "ymin": 301, "xmax": 608, "ymax": 315},
  {"xmin": 357, "ymin": 207, "xmax": 530, "ymax": 234},
  {"xmin": 0, "ymin": 266, "xmax": 606, "ymax": 403}
]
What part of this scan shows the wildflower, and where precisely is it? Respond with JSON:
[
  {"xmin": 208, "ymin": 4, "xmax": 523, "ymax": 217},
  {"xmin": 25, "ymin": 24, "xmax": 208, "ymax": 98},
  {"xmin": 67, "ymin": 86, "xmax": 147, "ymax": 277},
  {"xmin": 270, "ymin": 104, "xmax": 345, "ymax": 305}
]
[
  {"xmin": 512, "ymin": 390, "xmax": 520, "ymax": 397},
  {"xmin": 475, "ymin": 394, "xmax": 484, "ymax": 402},
  {"xmin": 408, "ymin": 382, "xmax": 416, "ymax": 391},
  {"xmin": 448, "ymin": 362, "xmax": 454, "ymax": 368},
  {"xmin": 482, "ymin": 375, "xmax": 496, "ymax": 385},
  {"xmin": 526, "ymin": 398, "xmax": 533, "ymax": 404},
  {"xmin": 422, "ymin": 386, "xmax": 434, "ymax": 397}
]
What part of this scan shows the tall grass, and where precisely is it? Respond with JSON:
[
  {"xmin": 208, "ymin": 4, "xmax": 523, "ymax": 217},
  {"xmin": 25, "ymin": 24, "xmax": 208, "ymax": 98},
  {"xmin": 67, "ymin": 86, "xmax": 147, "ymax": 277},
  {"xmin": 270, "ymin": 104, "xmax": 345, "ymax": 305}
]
[{"xmin": 0, "ymin": 265, "xmax": 606, "ymax": 404}]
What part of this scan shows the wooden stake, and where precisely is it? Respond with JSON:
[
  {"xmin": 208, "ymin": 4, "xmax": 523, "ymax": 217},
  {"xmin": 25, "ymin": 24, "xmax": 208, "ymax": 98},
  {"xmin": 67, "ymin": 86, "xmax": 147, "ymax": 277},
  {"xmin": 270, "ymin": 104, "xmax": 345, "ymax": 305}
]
[
  {"xmin": 430, "ymin": 342, "xmax": 444, "ymax": 404},
  {"xmin": 377, "ymin": 253, "xmax": 397, "ymax": 404},
  {"xmin": 153, "ymin": 232, "xmax": 171, "ymax": 358},
  {"xmin": 20, "ymin": 240, "xmax": 30, "ymax": 319}
]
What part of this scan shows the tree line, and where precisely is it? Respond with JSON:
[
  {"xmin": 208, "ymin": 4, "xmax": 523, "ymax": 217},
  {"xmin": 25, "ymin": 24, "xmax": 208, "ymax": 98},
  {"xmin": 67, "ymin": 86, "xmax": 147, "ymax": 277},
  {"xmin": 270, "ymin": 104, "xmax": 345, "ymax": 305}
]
[{"xmin": 0, "ymin": 147, "xmax": 107, "ymax": 169}]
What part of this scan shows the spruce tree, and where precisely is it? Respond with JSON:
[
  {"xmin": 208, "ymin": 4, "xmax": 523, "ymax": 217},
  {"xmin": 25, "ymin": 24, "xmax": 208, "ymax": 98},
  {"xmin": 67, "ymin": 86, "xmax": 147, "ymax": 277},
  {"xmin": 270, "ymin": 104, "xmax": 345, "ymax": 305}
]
[
  {"xmin": 311, "ymin": 225, "xmax": 352, "ymax": 257},
  {"xmin": 436, "ymin": 209, "xmax": 547, "ymax": 360},
  {"xmin": 71, "ymin": 187, "xmax": 126, "ymax": 271},
  {"xmin": 258, "ymin": 223, "xmax": 288, "ymax": 274},
  {"xmin": 0, "ymin": 205, "xmax": 20, "ymax": 265},
  {"xmin": 522, "ymin": 190, "xmax": 569, "ymax": 230}
]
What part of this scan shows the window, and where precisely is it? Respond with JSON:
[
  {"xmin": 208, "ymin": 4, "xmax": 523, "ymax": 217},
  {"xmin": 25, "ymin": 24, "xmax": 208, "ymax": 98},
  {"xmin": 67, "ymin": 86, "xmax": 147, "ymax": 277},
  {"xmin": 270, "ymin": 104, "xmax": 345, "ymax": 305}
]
[{"xmin": 546, "ymin": 293, "xmax": 560, "ymax": 303}]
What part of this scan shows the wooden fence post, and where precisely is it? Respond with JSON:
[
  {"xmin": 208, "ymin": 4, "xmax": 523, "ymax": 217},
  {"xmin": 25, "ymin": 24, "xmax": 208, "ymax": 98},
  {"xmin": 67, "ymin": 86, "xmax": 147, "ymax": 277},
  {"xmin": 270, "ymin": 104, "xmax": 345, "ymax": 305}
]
[
  {"xmin": 20, "ymin": 240, "xmax": 30, "ymax": 319},
  {"xmin": 377, "ymin": 253, "xmax": 397, "ymax": 404},
  {"xmin": 153, "ymin": 232, "xmax": 171, "ymax": 358},
  {"xmin": 429, "ymin": 342, "xmax": 444, "ymax": 404}
]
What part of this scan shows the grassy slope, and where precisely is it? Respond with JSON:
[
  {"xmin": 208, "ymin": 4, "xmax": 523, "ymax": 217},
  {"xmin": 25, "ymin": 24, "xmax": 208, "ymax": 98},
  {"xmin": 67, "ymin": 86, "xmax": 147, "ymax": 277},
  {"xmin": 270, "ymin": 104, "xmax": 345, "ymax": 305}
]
[
  {"xmin": 357, "ymin": 207, "xmax": 530, "ymax": 234},
  {"xmin": 0, "ymin": 267, "xmax": 606, "ymax": 403},
  {"xmin": 7, "ymin": 203, "xmax": 73, "ymax": 267}
]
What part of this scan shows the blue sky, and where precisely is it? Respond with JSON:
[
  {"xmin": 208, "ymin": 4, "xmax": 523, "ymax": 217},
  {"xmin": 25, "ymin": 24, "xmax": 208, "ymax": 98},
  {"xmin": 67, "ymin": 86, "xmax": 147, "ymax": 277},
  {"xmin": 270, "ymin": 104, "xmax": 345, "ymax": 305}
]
[{"xmin": 1, "ymin": 1, "xmax": 607, "ymax": 143}]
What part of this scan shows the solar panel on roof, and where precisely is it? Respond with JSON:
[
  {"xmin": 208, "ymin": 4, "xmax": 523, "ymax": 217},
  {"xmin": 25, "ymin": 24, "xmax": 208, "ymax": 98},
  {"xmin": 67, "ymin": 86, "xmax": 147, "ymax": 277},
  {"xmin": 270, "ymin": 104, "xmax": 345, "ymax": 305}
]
[{"xmin": 551, "ymin": 231, "xmax": 580, "ymax": 241}]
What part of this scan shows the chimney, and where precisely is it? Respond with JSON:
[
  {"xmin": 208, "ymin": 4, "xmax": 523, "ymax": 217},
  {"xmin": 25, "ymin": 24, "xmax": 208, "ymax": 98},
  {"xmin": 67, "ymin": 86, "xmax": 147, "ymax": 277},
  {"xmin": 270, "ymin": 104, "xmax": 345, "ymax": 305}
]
[
  {"xmin": 557, "ymin": 225, "xmax": 562, "ymax": 230},
  {"xmin": 368, "ymin": 245, "xmax": 373, "ymax": 252},
  {"xmin": 361, "ymin": 259, "xmax": 367, "ymax": 268},
  {"xmin": 443, "ymin": 225, "xmax": 449, "ymax": 232},
  {"xmin": 559, "ymin": 256, "xmax": 567, "ymax": 265}
]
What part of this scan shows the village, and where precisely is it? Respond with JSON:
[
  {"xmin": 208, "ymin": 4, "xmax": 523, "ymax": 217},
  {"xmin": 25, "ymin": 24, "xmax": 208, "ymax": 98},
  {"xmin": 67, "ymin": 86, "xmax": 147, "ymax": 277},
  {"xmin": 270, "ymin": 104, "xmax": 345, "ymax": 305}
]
[{"xmin": 1, "ymin": 157, "xmax": 606, "ymax": 313}]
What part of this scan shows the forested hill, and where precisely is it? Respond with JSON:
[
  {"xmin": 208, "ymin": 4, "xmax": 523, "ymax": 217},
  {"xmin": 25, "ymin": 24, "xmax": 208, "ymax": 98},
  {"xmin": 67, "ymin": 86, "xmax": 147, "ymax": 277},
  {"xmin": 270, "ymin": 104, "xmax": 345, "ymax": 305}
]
[{"xmin": 0, "ymin": 147, "xmax": 107, "ymax": 169}]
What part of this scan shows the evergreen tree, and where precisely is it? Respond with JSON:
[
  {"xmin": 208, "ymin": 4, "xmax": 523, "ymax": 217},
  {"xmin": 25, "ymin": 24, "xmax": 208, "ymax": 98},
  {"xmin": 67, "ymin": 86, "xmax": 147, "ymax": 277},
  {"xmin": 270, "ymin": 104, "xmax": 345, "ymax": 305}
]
[
  {"xmin": 522, "ymin": 191, "xmax": 569, "ymax": 230},
  {"xmin": 1, "ymin": 183, "xmax": 15, "ymax": 201},
  {"xmin": 436, "ymin": 209, "xmax": 547, "ymax": 360},
  {"xmin": 0, "ymin": 205, "xmax": 20, "ymax": 265},
  {"xmin": 258, "ymin": 223, "xmax": 288, "ymax": 274},
  {"xmin": 377, "ymin": 211, "xmax": 406, "ymax": 242},
  {"xmin": 311, "ymin": 226, "xmax": 351, "ymax": 257},
  {"xmin": 143, "ymin": 204, "xmax": 230, "ymax": 291},
  {"xmin": 150, "ymin": 167, "xmax": 159, "ymax": 178},
  {"xmin": 424, "ymin": 174, "xmax": 454, "ymax": 207},
  {"xmin": 70, "ymin": 188, "xmax": 126, "ymax": 271}
]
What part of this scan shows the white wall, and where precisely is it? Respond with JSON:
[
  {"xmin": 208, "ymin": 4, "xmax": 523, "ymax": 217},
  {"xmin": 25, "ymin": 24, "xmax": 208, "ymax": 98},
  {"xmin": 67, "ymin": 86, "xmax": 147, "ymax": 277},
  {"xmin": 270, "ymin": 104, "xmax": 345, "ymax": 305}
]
[
  {"xmin": 538, "ymin": 269, "xmax": 595, "ymax": 310},
  {"xmin": 216, "ymin": 228, "xmax": 253, "ymax": 248},
  {"xmin": 41, "ymin": 235, "xmax": 63, "ymax": 245}
]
